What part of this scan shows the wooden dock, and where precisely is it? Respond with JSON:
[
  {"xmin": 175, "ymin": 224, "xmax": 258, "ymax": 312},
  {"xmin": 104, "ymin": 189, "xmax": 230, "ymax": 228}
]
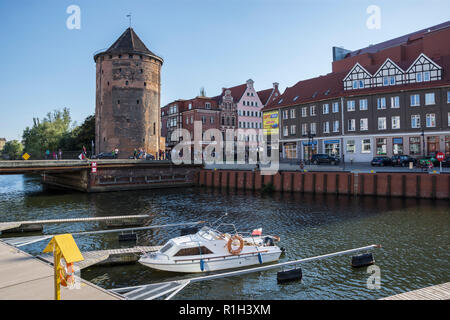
[
  {"xmin": 381, "ymin": 282, "xmax": 450, "ymax": 300},
  {"xmin": 0, "ymin": 241, "xmax": 122, "ymax": 300},
  {"xmin": 38, "ymin": 245, "xmax": 162, "ymax": 269},
  {"xmin": 0, "ymin": 214, "xmax": 150, "ymax": 233}
]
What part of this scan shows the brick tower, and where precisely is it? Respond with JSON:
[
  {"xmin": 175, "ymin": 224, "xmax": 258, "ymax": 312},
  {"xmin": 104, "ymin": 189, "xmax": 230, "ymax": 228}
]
[{"xmin": 94, "ymin": 28, "xmax": 163, "ymax": 158}]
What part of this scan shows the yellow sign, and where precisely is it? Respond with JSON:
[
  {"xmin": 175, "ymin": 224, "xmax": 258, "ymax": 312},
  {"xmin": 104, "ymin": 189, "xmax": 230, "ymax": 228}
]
[
  {"xmin": 263, "ymin": 111, "xmax": 279, "ymax": 135},
  {"xmin": 22, "ymin": 153, "xmax": 30, "ymax": 160},
  {"xmin": 43, "ymin": 234, "xmax": 84, "ymax": 300}
]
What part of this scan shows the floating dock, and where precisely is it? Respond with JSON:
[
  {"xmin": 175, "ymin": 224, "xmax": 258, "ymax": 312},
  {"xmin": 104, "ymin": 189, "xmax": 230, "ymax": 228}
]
[
  {"xmin": 0, "ymin": 241, "xmax": 122, "ymax": 300},
  {"xmin": 381, "ymin": 282, "xmax": 450, "ymax": 300}
]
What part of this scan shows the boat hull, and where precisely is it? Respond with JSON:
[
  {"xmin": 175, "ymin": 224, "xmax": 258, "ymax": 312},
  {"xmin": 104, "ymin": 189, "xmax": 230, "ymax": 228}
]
[{"xmin": 139, "ymin": 251, "xmax": 282, "ymax": 273}]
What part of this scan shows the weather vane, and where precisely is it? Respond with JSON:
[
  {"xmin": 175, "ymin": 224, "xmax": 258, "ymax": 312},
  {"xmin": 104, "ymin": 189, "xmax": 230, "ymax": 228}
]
[{"xmin": 126, "ymin": 13, "xmax": 132, "ymax": 28}]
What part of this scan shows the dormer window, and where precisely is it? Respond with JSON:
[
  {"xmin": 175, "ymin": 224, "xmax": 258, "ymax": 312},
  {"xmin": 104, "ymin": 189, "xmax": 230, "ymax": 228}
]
[
  {"xmin": 359, "ymin": 80, "xmax": 364, "ymax": 88},
  {"xmin": 293, "ymin": 96, "xmax": 299, "ymax": 101},
  {"xmin": 416, "ymin": 72, "xmax": 423, "ymax": 82},
  {"xmin": 278, "ymin": 99, "xmax": 283, "ymax": 104},
  {"xmin": 423, "ymin": 71, "xmax": 430, "ymax": 81},
  {"xmin": 353, "ymin": 81, "xmax": 358, "ymax": 89}
]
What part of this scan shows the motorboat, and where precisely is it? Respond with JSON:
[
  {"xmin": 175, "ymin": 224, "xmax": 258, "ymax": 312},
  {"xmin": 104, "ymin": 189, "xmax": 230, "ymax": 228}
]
[{"xmin": 138, "ymin": 223, "xmax": 282, "ymax": 273}]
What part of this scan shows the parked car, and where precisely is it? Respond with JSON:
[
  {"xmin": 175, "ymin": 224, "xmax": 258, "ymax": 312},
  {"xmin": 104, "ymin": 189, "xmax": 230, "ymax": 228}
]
[
  {"xmin": 442, "ymin": 157, "xmax": 450, "ymax": 167},
  {"xmin": 92, "ymin": 152, "xmax": 116, "ymax": 159},
  {"xmin": 311, "ymin": 154, "xmax": 340, "ymax": 165},
  {"xmin": 371, "ymin": 156, "xmax": 392, "ymax": 166},
  {"xmin": 391, "ymin": 155, "xmax": 417, "ymax": 167}
]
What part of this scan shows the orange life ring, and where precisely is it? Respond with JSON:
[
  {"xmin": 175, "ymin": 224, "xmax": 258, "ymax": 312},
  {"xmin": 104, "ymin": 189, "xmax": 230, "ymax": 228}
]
[
  {"xmin": 59, "ymin": 262, "xmax": 75, "ymax": 287},
  {"xmin": 227, "ymin": 235, "xmax": 244, "ymax": 255}
]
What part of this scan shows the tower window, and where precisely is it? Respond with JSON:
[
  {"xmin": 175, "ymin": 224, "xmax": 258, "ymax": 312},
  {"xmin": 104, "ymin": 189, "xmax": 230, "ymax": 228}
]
[{"xmin": 125, "ymin": 81, "xmax": 129, "ymax": 85}]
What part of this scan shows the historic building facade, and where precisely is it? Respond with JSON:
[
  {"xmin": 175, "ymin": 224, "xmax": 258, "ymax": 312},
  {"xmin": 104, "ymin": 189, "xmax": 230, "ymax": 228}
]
[
  {"xmin": 262, "ymin": 21, "xmax": 450, "ymax": 162},
  {"xmin": 94, "ymin": 28, "xmax": 163, "ymax": 158}
]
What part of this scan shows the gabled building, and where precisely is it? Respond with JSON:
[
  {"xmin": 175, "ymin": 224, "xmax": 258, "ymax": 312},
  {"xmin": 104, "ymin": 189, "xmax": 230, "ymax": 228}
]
[{"xmin": 263, "ymin": 21, "xmax": 450, "ymax": 162}]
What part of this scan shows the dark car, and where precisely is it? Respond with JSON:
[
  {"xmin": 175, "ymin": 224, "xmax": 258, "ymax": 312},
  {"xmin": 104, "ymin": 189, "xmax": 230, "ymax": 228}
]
[
  {"xmin": 92, "ymin": 152, "xmax": 116, "ymax": 159},
  {"xmin": 371, "ymin": 156, "xmax": 392, "ymax": 166},
  {"xmin": 442, "ymin": 157, "xmax": 450, "ymax": 167},
  {"xmin": 311, "ymin": 154, "xmax": 340, "ymax": 165},
  {"xmin": 391, "ymin": 155, "xmax": 417, "ymax": 167}
]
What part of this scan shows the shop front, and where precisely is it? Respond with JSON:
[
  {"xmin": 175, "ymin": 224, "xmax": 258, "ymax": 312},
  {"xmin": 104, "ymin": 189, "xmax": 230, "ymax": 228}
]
[
  {"xmin": 302, "ymin": 141, "xmax": 317, "ymax": 161},
  {"xmin": 427, "ymin": 136, "xmax": 439, "ymax": 155},
  {"xmin": 324, "ymin": 139, "xmax": 340, "ymax": 157},
  {"xmin": 283, "ymin": 142, "xmax": 298, "ymax": 159},
  {"xmin": 392, "ymin": 137, "xmax": 404, "ymax": 155}
]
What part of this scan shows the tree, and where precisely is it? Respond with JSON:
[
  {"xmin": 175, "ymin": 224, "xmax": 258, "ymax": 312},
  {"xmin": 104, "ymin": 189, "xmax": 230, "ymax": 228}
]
[{"xmin": 2, "ymin": 140, "xmax": 24, "ymax": 160}]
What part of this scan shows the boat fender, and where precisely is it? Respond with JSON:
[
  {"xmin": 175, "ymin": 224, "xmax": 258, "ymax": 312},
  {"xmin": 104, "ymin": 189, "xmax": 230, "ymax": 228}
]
[
  {"xmin": 351, "ymin": 253, "xmax": 375, "ymax": 268},
  {"xmin": 277, "ymin": 268, "xmax": 302, "ymax": 284},
  {"xmin": 200, "ymin": 259, "xmax": 205, "ymax": 272},
  {"xmin": 257, "ymin": 252, "xmax": 263, "ymax": 264}
]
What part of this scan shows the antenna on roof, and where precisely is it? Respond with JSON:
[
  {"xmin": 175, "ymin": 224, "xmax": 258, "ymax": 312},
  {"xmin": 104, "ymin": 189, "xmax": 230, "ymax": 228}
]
[{"xmin": 126, "ymin": 13, "xmax": 132, "ymax": 28}]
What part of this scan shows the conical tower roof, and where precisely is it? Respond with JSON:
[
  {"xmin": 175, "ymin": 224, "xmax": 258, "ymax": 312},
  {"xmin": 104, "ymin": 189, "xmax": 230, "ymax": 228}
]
[{"xmin": 94, "ymin": 28, "xmax": 163, "ymax": 63}]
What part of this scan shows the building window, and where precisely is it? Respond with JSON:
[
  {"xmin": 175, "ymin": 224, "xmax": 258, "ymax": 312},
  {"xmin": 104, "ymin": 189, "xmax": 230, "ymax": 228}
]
[
  {"xmin": 427, "ymin": 136, "xmax": 439, "ymax": 155},
  {"xmin": 310, "ymin": 123, "xmax": 316, "ymax": 134},
  {"xmin": 359, "ymin": 99, "xmax": 368, "ymax": 111},
  {"xmin": 310, "ymin": 105, "xmax": 316, "ymax": 116},
  {"xmin": 377, "ymin": 97, "xmax": 386, "ymax": 109},
  {"xmin": 416, "ymin": 72, "xmax": 422, "ymax": 82},
  {"xmin": 423, "ymin": 71, "xmax": 430, "ymax": 82},
  {"xmin": 411, "ymin": 115, "xmax": 421, "ymax": 128},
  {"xmin": 410, "ymin": 94, "xmax": 420, "ymax": 106},
  {"xmin": 378, "ymin": 117, "xmax": 387, "ymax": 130},
  {"xmin": 447, "ymin": 91, "xmax": 450, "ymax": 103},
  {"xmin": 302, "ymin": 123, "xmax": 308, "ymax": 135},
  {"xmin": 290, "ymin": 109, "xmax": 296, "ymax": 118},
  {"xmin": 361, "ymin": 139, "xmax": 371, "ymax": 153},
  {"xmin": 302, "ymin": 107, "xmax": 307, "ymax": 117},
  {"xmin": 205, "ymin": 103, "xmax": 211, "ymax": 109},
  {"xmin": 390, "ymin": 76, "xmax": 396, "ymax": 85},
  {"xmin": 283, "ymin": 126, "xmax": 288, "ymax": 136},
  {"xmin": 323, "ymin": 104, "xmax": 329, "ymax": 114},
  {"xmin": 125, "ymin": 81, "xmax": 129, "ymax": 85},
  {"xmin": 426, "ymin": 114, "xmax": 436, "ymax": 127},
  {"xmin": 392, "ymin": 116, "xmax": 400, "ymax": 129},
  {"xmin": 333, "ymin": 120, "xmax": 339, "ymax": 132},
  {"xmin": 448, "ymin": 112, "xmax": 450, "ymax": 126},
  {"xmin": 383, "ymin": 77, "xmax": 389, "ymax": 86},
  {"xmin": 391, "ymin": 96, "xmax": 400, "ymax": 108},
  {"xmin": 333, "ymin": 102, "xmax": 340, "ymax": 113},
  {"xmin": 210, "ymin": 117, "xmax": 214, "ymax": 124},
  {"xmin": 360, "ymin": 118, "xmax": 368, "ymax": 131},
  {"xmin": 283, "ymin": 110, "xmax": 289, "ymax": 120},
  {"xmin": 348, "ymin": 119, "xmax": 355, "ymax": 131},
  {"xmin": 376, "ymin": 138, "xmax": 387, "ymax": 155},
  {"xmin": 290, "ymin": 125, "xmax": 296, "ymax": 135},
  {"xmin": 323, "ymin": 121, "xmax": 330, "ymax": 133},
  {"xmin": 425, "ymin": 93, "xmax": 435, "ymax": 105},
  {"xmin": 353, "ymin": 80, "xmax": 358, "ymax": 89},
  {"xmin": 409, "ymin": 137, "xmax": 421, "ymax": 155},
  {"xmin": 347, "ymin": 100, "xmax": 355, "ymax": 111},
  {"xmin": 346, "ymin": 140, "xmax": 355, "ymax": 153},
  {"xmin": 393, "ymin": 137, "xmax": 403, "ymax": 155},
  {"xmin": 359, "ymin": 80, "xmax": 364, "ymax": 88},
  {"xmin": 188, "ymin": 103, "xmax": 192, "ymax": 110}
]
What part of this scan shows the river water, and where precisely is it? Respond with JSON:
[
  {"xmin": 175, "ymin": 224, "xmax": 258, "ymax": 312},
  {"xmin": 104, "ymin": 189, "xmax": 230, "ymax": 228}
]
[{"xmin": 0, "ymin": 174, "xmax": 448, "ymax": 300}]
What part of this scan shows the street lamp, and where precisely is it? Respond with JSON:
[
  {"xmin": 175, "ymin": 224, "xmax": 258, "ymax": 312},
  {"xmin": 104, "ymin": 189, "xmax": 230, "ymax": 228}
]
[{"xmin": 421, "ymin": 129, "xmax": 425, "ymax": 156}]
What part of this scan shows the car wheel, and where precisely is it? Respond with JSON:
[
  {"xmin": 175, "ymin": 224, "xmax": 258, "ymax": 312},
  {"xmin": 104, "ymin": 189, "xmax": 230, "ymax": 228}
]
[
  {"xmin": 313, "ymin": 160, "xmax": 318, "ymax": 165},
  {"xmin": 331, "ymin": 161, "xmax": 335, "ymax": 165}
]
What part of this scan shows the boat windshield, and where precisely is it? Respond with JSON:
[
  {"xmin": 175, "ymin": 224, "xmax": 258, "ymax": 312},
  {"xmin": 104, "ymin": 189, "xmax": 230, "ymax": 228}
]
[
  {"xmin": 197, "ymin": 226, "xmax": 221, "ymax": 241},
  {"xmin": 160, "ymin": 241, "xmax": 174, "ymax": 253}
]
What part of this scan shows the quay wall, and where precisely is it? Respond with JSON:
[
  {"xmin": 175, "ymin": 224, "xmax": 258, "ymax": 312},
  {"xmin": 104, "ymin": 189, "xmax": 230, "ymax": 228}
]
[{"xmin": 196, "ymin": 170, "xmax": 450, "ymax": 200}]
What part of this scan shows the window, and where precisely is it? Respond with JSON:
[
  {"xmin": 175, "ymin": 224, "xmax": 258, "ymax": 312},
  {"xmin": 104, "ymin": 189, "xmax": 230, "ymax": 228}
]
[
  {"xmin": 205, "ymin": 103, "xmax": 211, "ymax": 109},
  {"xmin": 347, "ymin": 100, "xmax": 355, "ymax": 111},
  {"xmin": 393, "ymin": 137, "xmax": 403, "ymax": 155},
  {"xmin": 362, "ymin": 139, "xmax": 371, "ymax": 153},
  {"xmin": 283, "ymin": 110, "xmax": 288, "ymax": 120},
  {"xmin": 290, "ymin": 109, "xmax": 296, "ymax": 119},
  {"xmin": 423, "ymin": 71, "xmax": 430, "ymax": 81},
  {"xmin": 174, "ymin": 246, "xmax": 213, "ymax": 256},
  {"xmin": 310, "ymin": 123, "xmax": 316, "ymax": 134},
  {"xmin": 333, "ymin": 120, "xmax": 339, "ymax": 132},
  {"xmin": 186, "ymin": 116, "xmax": 189, "ymax": 125},
  {"xmin": 383, "ymin": 77, "xmax": 389, "ymax": 86},
  {"xmin": 348, "ymin": 119, "xmax": 355, "ymax": 131},
  {"xmin": 353, "ymin": 80, "xmax": 358, "ymax": 89},
  {"xmin": 409, "ymin": 137, "xmax": 421, "ymax": 155},
  {"xmin": 360, "ymin": 118, "xmax": 368, "ymax": 131},
  {"xmin": 302, "ymin": 123, "xmax": 308, "ymax": 135},
  {"xmin": 302, "ymin": 107, "xmax": 307, "ymax": 117},
  {"xmin": 283, "ymin": 126, "xmax": 288, "ymax": 136},
  {"xmin": 346, "ymin": 140, "xmax": 355, "ymax": 153},
  {"xmin": 310, "ymin": 105, "xmax": 316, "ymax": 116},
  {"xmin": 290, "ymin": 125, "xmax": 296, "ymax": 135},
  {"xmin": 392, "ymin": 116, "xmax": 400, "ymax": 129},
  {"xmin": 293, "ymin": 96, "xmax": 299, "ymax": 101},
  {"xmin": 448, "ymin": 112, "xmax": 450, "ymax": 126},
  {"xmin": 376, "ymin": 138, "xmax": 387, "ymax": 155},
  {"xmin": 332, "ymin": 102, "xmax": 339, "ymax": 113},
  {"xmin": 323, "ymin": 104, "xmax": 329, "ymax": 114},
  {"xmin": 410, "ymin": 94, "xmax": 420, "ymax": 106},
  {"xmin": 378, "ymin": 117, "xmax": 387, "ymax": 130},
  {"xmin": 416, "ymin": 72, "xmax": 422, "ymax": 82},
  {"xmin": 425, "ymin": 93, "xmax": 435, "ymax": 105},
  {"xmin": 210, "ymin": 117, "xmax": 214, "ymax": 124},
  {"xmin": 359, "ymin": 99, "xmax": 368, "ymax": 110},
  {"xmin": 323, "ymin": 121, "xmax": 330, "ymax": 133},
  {"xmin": 359, "ymin": 80, "xmax": 364, "ymax": 88},
  {"xmin": 447, "ymin": 91, "xmax": 450, "ymax": 103},
  {"xmin": 426, "ymin": 114, "xmax": 436, "ymax": 127},
  {"xmin": 391, "ymin": 96, "xmax": 400, "ymax": 108},
  {"xmin": 125, "ymin": 80, "xmax": 129, "ymax": 85},
  {"xmin": 390, "ymin": 76, "xmax": 396, "ymax": 85},
  {"xmin": 377, "ymin": 97, "xmax": 386, "ymax": 109},
  {"xmin": 201, "ymin": 116, "xmax": 206, "ymax": 124},
  {"xmin": 411, "ymin": 115, "xmax": 421, "ymax": 128}
]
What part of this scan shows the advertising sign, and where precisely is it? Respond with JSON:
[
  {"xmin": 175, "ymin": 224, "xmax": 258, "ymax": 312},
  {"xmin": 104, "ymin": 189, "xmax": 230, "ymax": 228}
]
[{"xmin": 263, "ymin": 111, "xmax": 279, "ymax": 135}]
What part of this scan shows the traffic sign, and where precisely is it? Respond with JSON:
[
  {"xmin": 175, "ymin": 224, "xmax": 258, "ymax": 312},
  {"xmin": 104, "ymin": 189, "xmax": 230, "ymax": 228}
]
[
  {"xmin": 436, "ymin": 152, "xmax": 445, "ymax": 162},
  {"xmin": 92, "ymin": 167, "xmax": 97, "ymax": 173},
  {"xmin": 92, "ymin": 162, "xmax": 97, "ymax": 167},
  {"xmin": 22, "ymin": 153, "xmax": 30, "ymax": 160}
]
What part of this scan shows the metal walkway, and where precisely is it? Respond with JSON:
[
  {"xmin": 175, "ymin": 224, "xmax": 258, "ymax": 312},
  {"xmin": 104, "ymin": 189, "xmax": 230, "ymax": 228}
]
[
  {"xmin": 381, "ymin": 282, "xmax": 450, "ymax": 300},
  {"xmin": 112, "ymin": 244, "xmax": 381, "ymax": 300}
]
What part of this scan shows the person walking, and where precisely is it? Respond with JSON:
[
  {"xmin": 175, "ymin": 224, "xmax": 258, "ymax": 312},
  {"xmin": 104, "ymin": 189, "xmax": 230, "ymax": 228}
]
[
  {"xmin": 45, "ymin": 149, "xmax": 50, "ymax": 160},
  {"xmin": 58, "ymin": 149, "xmax": 62, "ymax": 160},
  {"xmin": 114, "ymin": 147, "xmax": 119, "ymax": 159},
  {"xmin": 133, "ymin": 148, "xmax": 137, "ymax": 160}
]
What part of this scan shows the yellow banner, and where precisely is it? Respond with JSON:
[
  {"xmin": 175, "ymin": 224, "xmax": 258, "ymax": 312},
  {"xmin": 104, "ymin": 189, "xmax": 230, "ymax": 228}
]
[{"xmin": 263, "ymin": 111, "xmax": 279, "ymax": 135}]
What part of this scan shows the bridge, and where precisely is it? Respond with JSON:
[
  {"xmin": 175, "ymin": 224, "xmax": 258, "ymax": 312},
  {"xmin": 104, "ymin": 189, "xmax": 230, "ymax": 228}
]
[{"xmin": 0, "ymin": 160, "xmax": 202, "ymax": 192}]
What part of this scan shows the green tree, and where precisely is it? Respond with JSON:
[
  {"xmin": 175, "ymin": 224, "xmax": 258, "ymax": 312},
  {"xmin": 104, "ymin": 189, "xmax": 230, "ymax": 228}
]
[{"xmin": 2, "ymin": 140, "xmax": 24, "ymax": 160}]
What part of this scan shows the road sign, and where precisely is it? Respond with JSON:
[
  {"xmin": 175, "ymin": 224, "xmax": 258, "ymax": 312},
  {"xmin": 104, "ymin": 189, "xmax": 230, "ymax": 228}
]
[
  {"xmin": 22, "ymin": 153, "xmax": 30, "ymax": 160},
  {"xmin": 92, "ymin": 167, "xmax": 97, "ymax": 173},
  {"xmin": 436, "ymin": 152, "xmax": 445, "ymax": 162},
  {"xmin": 92, "ymin": 162, "xmax": 97, "ymax": 167}
]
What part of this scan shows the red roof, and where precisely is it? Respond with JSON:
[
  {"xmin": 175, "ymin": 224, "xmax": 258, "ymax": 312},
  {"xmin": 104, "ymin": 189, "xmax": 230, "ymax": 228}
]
[{"xmin": 257, "ymin": 88, "xmax": 274, "ymax": 105}]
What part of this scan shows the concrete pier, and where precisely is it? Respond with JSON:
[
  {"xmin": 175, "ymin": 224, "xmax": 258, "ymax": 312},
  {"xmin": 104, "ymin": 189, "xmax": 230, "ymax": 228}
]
[{"xmin": 0, "ymin": 241, "xmax": 122, "ymax": 300}]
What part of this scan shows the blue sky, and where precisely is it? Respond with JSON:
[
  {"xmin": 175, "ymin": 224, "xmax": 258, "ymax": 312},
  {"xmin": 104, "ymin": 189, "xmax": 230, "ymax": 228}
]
[{"xmin": 0, "ymin": 0, "xmax": 449, "ymax": 141}]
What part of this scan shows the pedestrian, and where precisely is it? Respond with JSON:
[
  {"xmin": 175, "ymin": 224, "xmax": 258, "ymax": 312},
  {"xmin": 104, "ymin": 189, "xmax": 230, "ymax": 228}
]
[
  {"xmin": 45, "ymin": 149, "xmax": 50, "ymax": 160},
  {"xmin": 58, "ymin": 149, "xmax": 62, "ymax": 160},
  {"xmin": 53, "ymin": 151, "xmax": 56, "ymax": 160},
  {"xmin": 133, "ymin": 148, "xmax": 137, "ymax": 160},
  {"xmin": 114, "ymin": 147, "xmax": 119, "ymax": 159}
]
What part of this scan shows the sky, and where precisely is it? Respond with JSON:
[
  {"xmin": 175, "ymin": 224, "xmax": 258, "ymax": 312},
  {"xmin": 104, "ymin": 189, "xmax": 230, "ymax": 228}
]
[{"xmin": 0, "ymin": 0, "xmax": 449, "ymax": 141}]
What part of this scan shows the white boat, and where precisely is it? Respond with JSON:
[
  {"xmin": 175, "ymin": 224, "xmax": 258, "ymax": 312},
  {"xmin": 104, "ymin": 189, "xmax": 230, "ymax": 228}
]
[{"xmin": 138, "ymin": 224, "xmax": 282, "ymax": 273}]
